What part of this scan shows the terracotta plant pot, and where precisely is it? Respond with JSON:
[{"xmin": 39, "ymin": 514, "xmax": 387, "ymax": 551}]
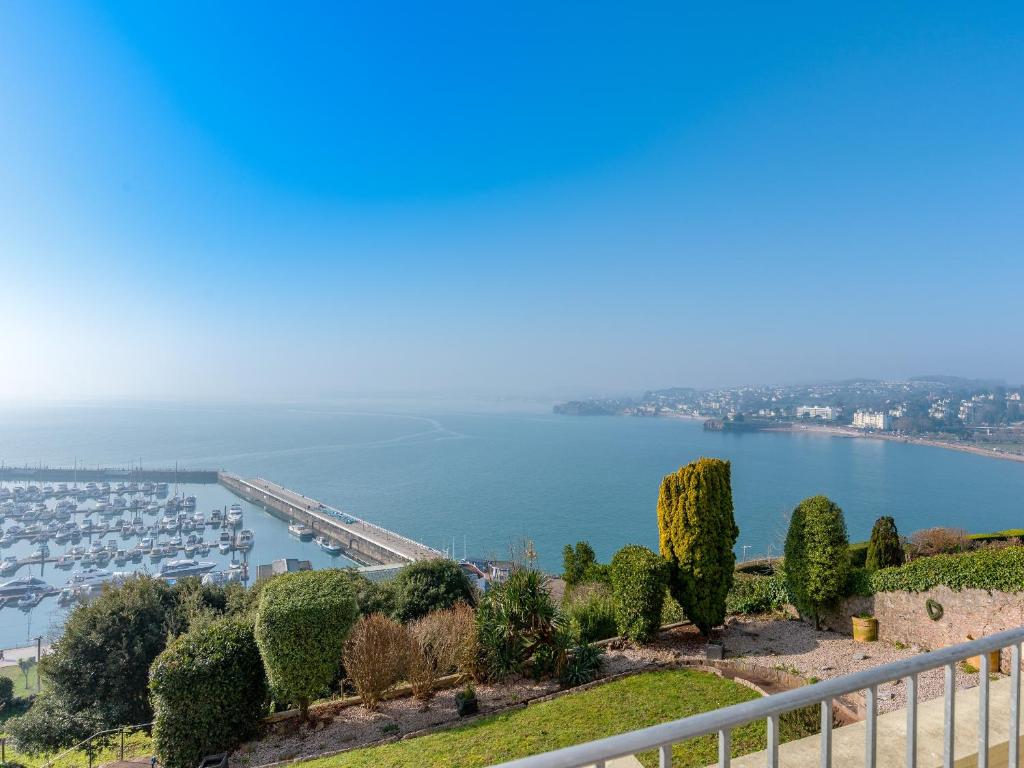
[{"xmin": 852, "ymin": 616, "xmax": 878, "ymax": 642}]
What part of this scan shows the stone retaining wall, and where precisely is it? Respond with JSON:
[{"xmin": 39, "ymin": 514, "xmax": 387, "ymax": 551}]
[{"xmin": 821, "ymin": 586, "xmax": 1024, "ymax": 672}]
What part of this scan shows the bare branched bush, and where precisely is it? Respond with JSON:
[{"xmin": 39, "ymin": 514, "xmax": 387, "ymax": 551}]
[
  {"xmin": 405, "ymin": 604, "xmax": 477, "ymax": 702},
  {"xmin": 343, "ymin": 613, "xmax": 408, "ymax": 709},
  {"xmin": 909, "ymin": 527, "xmax": 971, "ymax": 558}
]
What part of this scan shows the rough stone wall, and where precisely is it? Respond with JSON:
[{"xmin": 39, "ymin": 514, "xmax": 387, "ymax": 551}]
[{"xmin": 820, "ymin": 586, "xmax": 1024, "ymax": 672}]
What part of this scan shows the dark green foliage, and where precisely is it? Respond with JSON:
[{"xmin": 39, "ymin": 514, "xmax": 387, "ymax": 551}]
[
  {"xmin": 870, "ymin": 546, "xmax": 1024, "ymax": 594},
  {"xmin": 0, "ymin": 675, "xmax": 13, "ymax": 706},
  {"xmin": 254, "ymin": 569, "xmax": 359, "ymax": 718},
  {"xmin": 391, "ymin": 559, "xmax": 476, "ymax": 622},
  {"xmin": 562, "ymin": 541, "xmax": 597, "ymax": 587},
  {"xmin": 562, "ymin": 583, "xmax": 617, "ymax": 643},
  {"xmin": 845, "ymin": 566, "xmax": 874, "ymax": 597},
  {"xmin": 560, "ymin": 644, "xmax": 605, "ymax": 687},
  {"xmin": 609, "ymin": 545, "xmax": 669, "ymax": 643},
  {"xmin": 657, "ymin": 458, "xmax": 739, "ymax": 636},
  {"xmin": 330, "ymin": 568, "xmax": 396, "ymax": 617},
  {"xmin": 476, "ymin": 569, "xmax": 562, "ymax": 682},
  {"xmin": 866, "ymin": 516, "xmax": 904, "ymax": 570},
  {"xmin": 784, "ymin": 496, "xmax": 851, "ymax": 626},
  {"xmin": 849, "ymin": 542, "xmax": 869, "ymax": 567},
  {"xmin": 151, "ymin": 617, "xmax": 269, "ymax": 768},
  {"xmin": 726, "ymin": 573, "xmax": 791, "ymax": 615},
  {"xmin": 5, "ymin": 692, "xmax": 106, "ymax": 754},
  {"xmin": 5, "ymin": 575, "xmax": 247, "ymax": 754}
]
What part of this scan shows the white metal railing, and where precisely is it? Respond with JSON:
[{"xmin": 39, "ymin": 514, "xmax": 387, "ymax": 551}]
[{"xmin": 491, "ymin": 627, "xmax": 1024, "ymax": 768}]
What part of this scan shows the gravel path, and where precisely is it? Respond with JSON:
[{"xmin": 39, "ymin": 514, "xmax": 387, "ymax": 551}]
[{"xmin": 634, "ymin": 618, "xmax": 982, "ymax": 714}]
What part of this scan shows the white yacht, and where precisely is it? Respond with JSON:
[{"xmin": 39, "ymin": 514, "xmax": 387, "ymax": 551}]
[
  {"xmin": 288, "ymin": 523, "xmax": 313, "ymax": 541},
  {"xmin": 316, "ymin": 536, "xmax": 342, "ymax": 555},
  {"xmin": 159, "ymin": 559, "xmax": 216, "ymax": 579},
  {"xmin": 0, "ymin": 575, "xmax": 48, "ymax": 598},
  {"xmin": 236, "ymin": 529, "xmax": 254, "ymax": 550}
]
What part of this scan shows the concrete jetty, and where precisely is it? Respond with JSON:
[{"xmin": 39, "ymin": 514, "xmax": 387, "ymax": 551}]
[{"xmin": 218, "ymin": 473, "xmax": 443, "ymax": 567}]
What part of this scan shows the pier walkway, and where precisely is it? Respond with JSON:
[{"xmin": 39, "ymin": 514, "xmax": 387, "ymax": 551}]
[{"xmin": 218, "ymin": 474, "xmax": 442, "ymax": 567}]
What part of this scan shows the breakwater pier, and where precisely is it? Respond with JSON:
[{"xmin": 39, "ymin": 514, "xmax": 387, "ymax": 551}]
[{"xmin": 218, "ymin": 473, "xmax": 442, "ymax": 566}]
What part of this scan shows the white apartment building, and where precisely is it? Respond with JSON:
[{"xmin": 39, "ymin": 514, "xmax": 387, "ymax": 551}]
[
  {"xmin": 795, "ymin": 405, "xmax": 839, "ymax": 420},
  {"xmin": 852, "ymin": 409, "xmax": 889, "ymax": 430}
]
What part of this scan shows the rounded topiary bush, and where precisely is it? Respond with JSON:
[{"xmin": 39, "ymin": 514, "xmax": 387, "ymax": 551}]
[
  {"xmin": 391, "ymin": 559, "xmax": 476, "ymax": 623},
  {"xmin": 609, "ymin": 544, "xmax": 669, "ymax": 643},
  {"xmin": 784, "ymin": 495, "xmax": 851, "ymax": 627},
  {"xmin": 254, "ymin": 569, "xmax": 359, "ymax": 718},
  {"xmin": 150, "ymin": 617, "xmax": 268, "ymax": 768}
]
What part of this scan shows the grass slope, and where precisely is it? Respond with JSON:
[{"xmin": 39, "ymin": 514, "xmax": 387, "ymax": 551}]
[{"xmin": 297, "ymin": 669, "xmax": 797, "ymax": 768}]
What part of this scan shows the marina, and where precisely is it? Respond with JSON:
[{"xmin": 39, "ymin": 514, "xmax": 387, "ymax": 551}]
[{"xmin": 0, "ymin": 469, "xmax": 441, "ymax": 649}]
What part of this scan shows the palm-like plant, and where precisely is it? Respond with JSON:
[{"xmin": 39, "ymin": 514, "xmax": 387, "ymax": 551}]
[{"xmin": 476, "ymin": 569, "xmax": 566, "ymax": 681}]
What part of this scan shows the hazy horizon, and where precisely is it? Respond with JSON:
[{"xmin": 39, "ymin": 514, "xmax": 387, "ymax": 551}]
[{"xmin": 3, "ymin": 2, "xmax": 1022, "ymax": 400}]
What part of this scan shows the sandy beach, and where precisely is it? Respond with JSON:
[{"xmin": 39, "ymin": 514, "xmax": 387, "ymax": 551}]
[{"xmin": 767, "ymin": 424, "xmax": 1024, "ymax": 464}]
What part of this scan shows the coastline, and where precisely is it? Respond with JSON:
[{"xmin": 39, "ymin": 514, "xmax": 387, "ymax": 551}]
[{"xmin": 764, "ymin": 423, "xmax": 1024, "ymax": 464}]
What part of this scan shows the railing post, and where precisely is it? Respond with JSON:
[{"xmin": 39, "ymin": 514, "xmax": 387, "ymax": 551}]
[
  {"xmin": 767, "ymin": 713, "xmax": 779, "ymax": 768},
  {"xmin": 906, "ymin": 673, "xmax": 918, "ymax": 768},
  {"xmin": 866, "ymin": 685, "xmax": 877, "ymax": 768},
  {"xmin": 120, "ymin": 726, "xmax": 125, "ymax": 760},
  {"xmin": 1011, "ymin": 643, "xmax": 1021, "ymax": 768},
  {"xmin": 718, "ymin": 728, "xmax": 731, "ymax": 768},
  {"xmin": 945, "ymin": 663, "xmax": 956, "ymax": 768},
  {"xmin": 980, "ymin": 652, "xmax": 991, "ymax": 768},
  {"xmin": 820, "ymin": 699, "xmax": 832, "ymax": 768}
]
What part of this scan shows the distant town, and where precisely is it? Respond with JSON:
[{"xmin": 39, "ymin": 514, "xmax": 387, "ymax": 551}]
[{"xmin": 555, "ymin": 376, "xmax": 1024, "ymax": 457}]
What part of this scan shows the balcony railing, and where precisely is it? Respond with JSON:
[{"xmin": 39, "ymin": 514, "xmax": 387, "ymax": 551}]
[{"xmin": 492, "ymin": 626, "xmax": 1024, "ymax": 768}]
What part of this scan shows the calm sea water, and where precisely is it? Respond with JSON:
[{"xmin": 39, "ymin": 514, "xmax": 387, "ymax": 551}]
[{"xmin": 2, "ymin": 399, "xmax": 1023, "ymax": 647}]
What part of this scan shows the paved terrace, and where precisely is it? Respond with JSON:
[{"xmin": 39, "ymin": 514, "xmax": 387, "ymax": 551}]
[{"xmin": 224, "ymin": 474, "xmax": 443, "ymax": 564}]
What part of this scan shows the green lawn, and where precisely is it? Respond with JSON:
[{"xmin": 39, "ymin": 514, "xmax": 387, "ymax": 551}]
[
  {"xmin": 295, "ymin": 669, "xmax": 815, "ymax": 768},
  {"xmin": 1, "ymin": 664, "xmax": 40, "ymax": 699}
]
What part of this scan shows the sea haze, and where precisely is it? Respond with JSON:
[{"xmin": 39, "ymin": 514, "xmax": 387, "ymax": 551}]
[{"xmin": 2, "ymin": 399, "xmax": 1023, "ymax": 576}]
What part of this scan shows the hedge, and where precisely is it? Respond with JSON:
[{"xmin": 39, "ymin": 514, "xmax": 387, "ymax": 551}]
[
  {"xmin": 255, "ymin": 569, "xmax": 359, "ymax": 718},
  {"xmin": 869, "ymin": 546, "xmax": 1024, "ymax": 594},
  {"xmin": 726, "ymin": 572, "xmax": 791, "ymax": 615},
  {"xmin": 610, "ymin": 545, "xmax": 669, "ymax": 643},
  {"xmin": 150, "ymin": 617, "xmax": 268, "ymax": 768}
]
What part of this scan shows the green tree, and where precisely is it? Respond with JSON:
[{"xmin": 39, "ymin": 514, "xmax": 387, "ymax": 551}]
[
  {"xmin": 391, "ymin": 559, "xmax": 475, "ymax": 623},
  {"xmin": 254, "ymin": 569, "xmax": 359, "ymax": 720},
  {"xmin": 609, "ymin": 545, "xmax": 669, "ymax": 643},
  {"xmin": 865, "ymin": 516, "xmax": 904, "ymax": 570},
  {"xmin": 657, "ymin": 457, "xmax": 739, "ymax": 636},
  {"xmin": 562, "ymin": 541, "xmax": 597, "ymax": 587},
  {"xmin": 784, "ymin": 495, "xmax": 851, "ymax": 627},
  {"xmin": 151, "ymin": 617, "xmax": 268, "ymax": 768},
  {"xmin": 18, "ymin": 657, "xmax": 35, "ymax": 690}
]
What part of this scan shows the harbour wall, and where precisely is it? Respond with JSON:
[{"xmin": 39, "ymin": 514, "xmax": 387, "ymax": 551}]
[
  {"xmin": 217, "ymin": 473, "xmax": 403, "ymax": 567},
  {"xmin": 0, "ymin": 467, "xmax": 219, "ymax": 483}
]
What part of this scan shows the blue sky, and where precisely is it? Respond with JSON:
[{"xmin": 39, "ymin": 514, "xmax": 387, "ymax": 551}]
[{"xmin": 1, "ymin": 2, "xmax": 1022, "ymax": 400}]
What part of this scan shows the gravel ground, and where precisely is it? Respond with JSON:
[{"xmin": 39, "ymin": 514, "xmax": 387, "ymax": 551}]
[
  {"xmin": 636, "ymin": 617, "xmax": 982, "ymax": 714},
  {"xmin": 236, "ymin": 617, "xmax": 984, "ymax": 766}
]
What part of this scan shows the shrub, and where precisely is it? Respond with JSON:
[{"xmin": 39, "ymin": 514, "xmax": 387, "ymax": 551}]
[
  {"xmin": 866, "ymin": 516, "xmax": 904, "ymax": 570},
  {"xmin": 406, "ymin": 608, "xmax": 468, "ymax": 702},
  {"xmin": 391, "ymin": 559, "xmax": 476, "ymax": 623},
  {"xmin": 870, "ymin": 545, "xmax": 1024, "ymax": 594},
  {"xmin": 560, "ymin": 643, "xmax": 604, "ymax": 687},
  {"xmin": 562, "ymin": 541, "xmax": 597, "ymax": 587},
  {"xmin": 6, "ymin": 692, "xmax": 106, "ymax": 754},
  {"xmin": 609, "ymin": 545, "xmax": 669, "ymax": 643},
  {"xmin": 150, "ymin": 617, "xmax": 268, "ymax": 768},
  {"xmin": 909, "ymin": 527, "xmax": 970, "ymax": 558},
  {"xmin": 343, "ymin": 614, "xmax": 409, "ymax": 709},
  {"xmin": 849, "ymin": 541, "xmax": 869, "ymax": 568},
  {"xmin": 726, "ymin": 573, "xmax": 791, "ymax": 615},
  {"xmin": 476, "ymin": 569, "xmax": 562, "ymax": 682},
  {"xmin": 657, "ymin": 458, "xmax": 738, "ymax": 636},
  {"xmin": 254, "ymin": 569, "xmax": 359, "ymax": 719},
  {"xmin": 562, "ymin": 583, "xmax": 618, "ymax": 643},
  {"xmin": 0, "ymin": 675, "xmax": 13, "ymax": 706},
  {"xmin": 784, "ymin": 495, "xmax": 851, "ymax": 628}
]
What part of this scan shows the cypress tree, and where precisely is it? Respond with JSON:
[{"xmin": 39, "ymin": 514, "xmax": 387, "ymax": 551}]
[
  {"xmin": 865, "ymin": 515, "xmax": 904, "ymax": 570},
  {"xmin": 657, "ymin": 457, "xmax": 738, "ymax": 637},
  {"xmin": 784, "ymin": 495, "xmax": 851, "ymax": 628}
]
